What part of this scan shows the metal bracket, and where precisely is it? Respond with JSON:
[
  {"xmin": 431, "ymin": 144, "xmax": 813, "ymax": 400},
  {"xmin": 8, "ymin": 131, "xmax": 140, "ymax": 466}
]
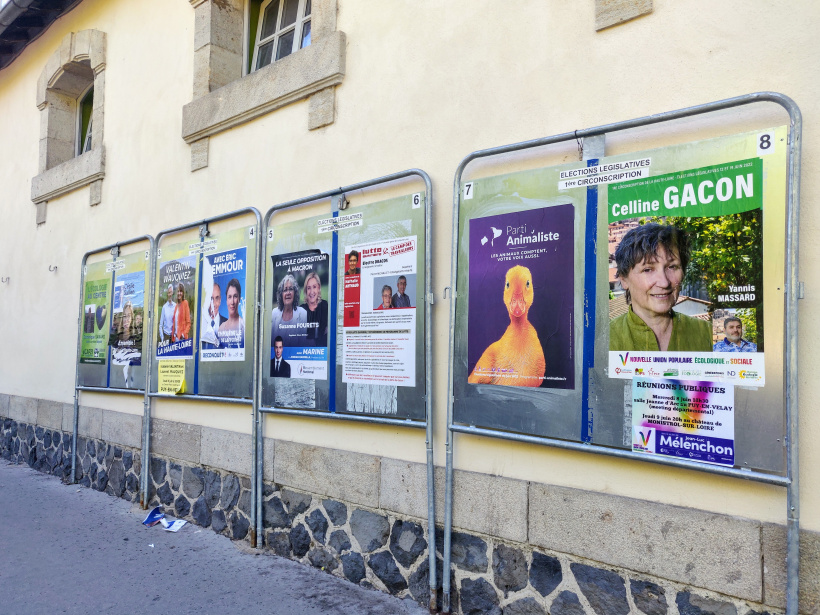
[
  {"xmin": 582, "ymin": 134, "xmax": 606, "ymax": 160},
  {"xmin": 798, "ymin": 281, "xmax": 805, "ymax": 299},
  {"xmin": 199, "ymin": 223, "xmax": 210, "ymax": 239},
  {"xmin": 427, "ymin": 292, "xmax": 435, "ymax": 305},
  {"xmin": 110, "ymin": 246, "xmax": 120, "ymax": 258},
  {"xmin": 332, "ymin": 192, "xmax": 349, "ymax": 211},
  {"xmin": 0, "ymin": 277, "xmax": 8, "ymax": 284},
  {"xmin": 48, "ymin": 265, "xmax": 58, "ymax": 273}
]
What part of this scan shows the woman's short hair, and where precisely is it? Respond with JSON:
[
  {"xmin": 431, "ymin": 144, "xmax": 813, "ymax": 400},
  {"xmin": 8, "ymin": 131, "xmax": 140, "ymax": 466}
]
[
  {"xmin": 614, "ymin": 223, "xmax": 690, "ymax": 280},
  {"xmin": 381, "ymin": 285, "xmax": 393, "ymax": 295},
  {"xmin": 276, "ymin": 274, "xmax": 300, "ymax": 311}
]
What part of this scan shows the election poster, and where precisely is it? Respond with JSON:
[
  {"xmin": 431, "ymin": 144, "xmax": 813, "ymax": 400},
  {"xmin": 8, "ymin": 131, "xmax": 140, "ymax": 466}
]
[
  {"xmin": 467, "ymin": 204, "xmax": 575, "ymax": 389},
  {"xmin": 452, "ymin": 166, "xmax": 586, "ymax": 442},
  {"xmin": 263, "ymin": 211, "xmax": 336, "ymax": 412},
  {"xmin": 79, "ymin": 261, "xmax": 110, "ymax": 365},
  {"xmin": 270, "ymin": 249, "xmax": 330, "ymax": 380},
  {"xmin": 342, "ymin": 236, "xmax": 417, "ymax": 386},
  {"xmin": 155, "ymin": 241, "xmax": 198, "ymax": 360},
  {"xmin": 631, "ymin": 378, "xmax": 735, "ymax": 466},
  {"xmin": 200, "ymin": 245, "xmax": 248, "ymax": 362},
  {"xmin": 108, "ymin": 252, "xmax": 146, "ymax": 388},
  {"xmin": 334, "ymin": 193, "xmax": 427, "ymax": 419},
  {"xmin": 601, "ymin": 127, "xmax": 788, "ymax": 386}
]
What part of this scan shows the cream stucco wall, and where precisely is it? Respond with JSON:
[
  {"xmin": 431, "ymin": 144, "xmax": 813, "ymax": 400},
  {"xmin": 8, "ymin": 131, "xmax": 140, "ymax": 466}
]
[{"xmin": 1, "ymin": 0, "xmax": 819, "ymax": 533}]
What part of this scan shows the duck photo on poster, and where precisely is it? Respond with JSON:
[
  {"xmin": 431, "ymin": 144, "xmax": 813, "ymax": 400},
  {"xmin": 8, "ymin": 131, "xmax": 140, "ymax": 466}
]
[{"xmin": 467, "ymin": 204, "xmax": 575, "ymax": 390}]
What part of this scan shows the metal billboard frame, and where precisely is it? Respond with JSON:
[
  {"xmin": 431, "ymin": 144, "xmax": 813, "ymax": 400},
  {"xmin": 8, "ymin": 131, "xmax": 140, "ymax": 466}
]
[
  {"xmin": 258, "ymin": 169, "xmax": 437, "ymax": 610},
  {"xmin": 71, "ymin": 234, "xmax": 156, "ymax": 510},
  {"xmin": 442, "ymin": 92, "xmax": 802, "ymax": 614},
  {"xmin": 150, "ymin": 207, "xmax": 263, "ymax": 542}
]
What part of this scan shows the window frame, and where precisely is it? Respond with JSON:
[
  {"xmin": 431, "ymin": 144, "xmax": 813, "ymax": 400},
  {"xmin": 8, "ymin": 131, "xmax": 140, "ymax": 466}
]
[
  {"xmin": 77, "ymin": 84, "xmax": 94, "ymax": 156},
  {"xmin": 251, "ymin": 0, "xmax": 312, "ymax": 72},
  {"xmin": 184, "ymin": 0, "xmax": 345, "ymax": 169},
  {"xmin": 32, "ymin": 29, "xmax": 107, "ymax": 217}
]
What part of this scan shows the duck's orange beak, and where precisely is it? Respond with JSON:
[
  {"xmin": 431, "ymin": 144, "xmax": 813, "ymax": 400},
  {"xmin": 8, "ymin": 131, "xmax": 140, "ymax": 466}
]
[{"xmin": 509, "ymin": 291, "xmax": 526, "ymax": 317}]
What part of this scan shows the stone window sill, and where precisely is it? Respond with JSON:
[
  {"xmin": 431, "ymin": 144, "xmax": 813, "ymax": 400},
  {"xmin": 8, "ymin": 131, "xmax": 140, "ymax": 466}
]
[
  {"xmin": 182, "ymin": 30, "xmax": 346, "ymax": 144},
  {"xmin": 31, "ymin": 146, "xmax": 105, "ymax": 204}
]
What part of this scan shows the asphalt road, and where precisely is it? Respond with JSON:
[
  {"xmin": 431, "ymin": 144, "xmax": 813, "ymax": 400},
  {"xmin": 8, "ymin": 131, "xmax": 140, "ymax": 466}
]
[{"xmin": 0, "ymin": 459, "xmax": 428, "ymax": 615}]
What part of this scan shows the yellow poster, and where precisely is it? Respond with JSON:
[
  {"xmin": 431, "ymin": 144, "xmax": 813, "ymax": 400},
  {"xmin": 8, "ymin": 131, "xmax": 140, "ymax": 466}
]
[{"xmin": 158, "ymin": 360, "xmax": 186, "ymax": 394}]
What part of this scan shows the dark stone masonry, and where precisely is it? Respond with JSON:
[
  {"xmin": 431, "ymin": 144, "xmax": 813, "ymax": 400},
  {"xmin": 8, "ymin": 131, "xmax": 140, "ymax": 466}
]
[
  {"xmin": 631, "ymin": 579, "xmax": 669, "ymax": 615},
  {"xmin": 0, "ymin": 416, "xmax": 786, "ymax": 615},
  {"xmin": 571, "ymin": 562, "xmax": 630, "ymax": 615}
]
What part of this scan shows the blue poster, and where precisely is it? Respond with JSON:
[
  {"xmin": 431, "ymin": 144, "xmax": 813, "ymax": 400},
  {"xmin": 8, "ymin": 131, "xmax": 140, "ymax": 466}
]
[
  {"xmin": 270, "ymin": 249, "xmax": 330, "ymax": 380},
  {"xmin": 110, "ymin": 270, "xmax": 145, "ymax": 386},
  {"xmin": 200, "ymin": 247, "xmax": 248, "ymax": 362}
]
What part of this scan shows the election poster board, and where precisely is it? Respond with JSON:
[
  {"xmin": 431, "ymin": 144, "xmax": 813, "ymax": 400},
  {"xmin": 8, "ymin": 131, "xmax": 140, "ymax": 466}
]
[
  {"xmin": 262, "ymin": 192, "xmax": 427, "ymax": 421},
  {"xmin": 453, "ymin": 168, "xmax": 587, "ymax": 440},
  {"xmin": 452, "ymin": 125, "xmax": 788, "ymax": 471},
  {"xmin": 335, "ymin": 194, "xmax": 426, "ymax": 419},
  {"xmin": 108, "ymin": 251, "xmax": 148, "ymax": 389},
  {"xmin": 150, "ymin": 223, "xmax": 257, "ymax": 398},
  {"xmin": 588, "ymin": 127, "xmax": 788, "ymax": 469},
  {"xmin": 155, "ymin": 242, "xmax": 198, "ymax": 361},
  {"xmin": 78, "ymin": 246, "xmax": 151, "ymax": 390},
  {"xmin": 197, "ymin": 225, "xmax": 257, "ymax": 399}
]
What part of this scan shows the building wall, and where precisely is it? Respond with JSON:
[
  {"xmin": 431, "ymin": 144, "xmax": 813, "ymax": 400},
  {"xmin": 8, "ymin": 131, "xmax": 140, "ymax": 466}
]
[{"xmin": 2, "ymin": 0, "xmax": 820, "ymax": 612}]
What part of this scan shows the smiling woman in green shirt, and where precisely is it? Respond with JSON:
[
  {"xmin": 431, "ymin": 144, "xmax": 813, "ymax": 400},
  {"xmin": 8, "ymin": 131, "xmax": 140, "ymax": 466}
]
[{"xmin": 609, "ymin": 223, "xmax": 712, "ymax": 352}]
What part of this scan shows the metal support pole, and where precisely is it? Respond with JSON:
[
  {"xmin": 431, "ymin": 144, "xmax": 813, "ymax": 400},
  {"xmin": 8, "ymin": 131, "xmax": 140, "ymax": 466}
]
[
  {"xmin": 255, "ymin": 207, "xmax": 271, "ymax": 552},
  {"xmin": 422, "ymin": 184, "xmax": 438, "ymax": 614},
  {"xmin": 71, "ymin": 254, "xmax": 90, "ymax": 485},
  {"xmin": 442, "ymin": 92, "xmax": 801, "ymax": 614},
  {"xmin": 260, "ymin": 170, "xmax": 437, "ymax": 601},
  {"xmin": 71, "ymin": 236, "xmax": 154, "ymax": 498},
  {"xmin": 783, "ymin": 98, "xmax": 803, "ymax": 615},
  {"xmin": 141, "ymin": 239, "xmax": 157, "ymax": 508},
  {"xmin": 249, "ymin": 213, "xmax": 263, "ymax": 548},
  {"xmin": 442, "ymin": 166, "xmax": 462, "ymax": 613},
  {"xmin": 152, "ymin": 207, "xmax": 262, "ymax": 530},
  {"xmin": 254, "ymin": 295, "xmax": 264, "ymax": 547}
]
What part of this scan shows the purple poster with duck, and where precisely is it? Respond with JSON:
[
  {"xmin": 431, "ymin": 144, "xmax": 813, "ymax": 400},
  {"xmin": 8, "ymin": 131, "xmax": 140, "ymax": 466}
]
[{"xmin": 467, "ymin": 204, "xmax": 575, "ymax": 389}]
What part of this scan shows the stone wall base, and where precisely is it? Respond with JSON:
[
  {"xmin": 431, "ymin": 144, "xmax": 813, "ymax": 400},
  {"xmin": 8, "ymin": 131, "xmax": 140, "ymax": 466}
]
[{"xmin": 1, "ymin": 414, "xmax": 788, "ymax": 615}]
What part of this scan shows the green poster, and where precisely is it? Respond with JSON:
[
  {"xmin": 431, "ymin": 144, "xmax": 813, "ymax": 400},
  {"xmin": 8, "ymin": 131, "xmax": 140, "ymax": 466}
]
[
  {"xmin": 79, "ymin": 261, "xmax": 110, "ymax": 364},
  {"xmin": 608, "ymin": 158, "xmax": 763, "ymax": 222},
  {"xmin": 600, "ymin": 126, "xmax": 788, "ymax": 385}
]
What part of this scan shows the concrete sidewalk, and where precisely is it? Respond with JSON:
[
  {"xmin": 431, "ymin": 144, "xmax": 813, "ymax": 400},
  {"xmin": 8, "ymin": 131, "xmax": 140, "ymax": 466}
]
[{"xmin": 0, "ymin": 459, "xmax": 428, "ymax": 615}]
